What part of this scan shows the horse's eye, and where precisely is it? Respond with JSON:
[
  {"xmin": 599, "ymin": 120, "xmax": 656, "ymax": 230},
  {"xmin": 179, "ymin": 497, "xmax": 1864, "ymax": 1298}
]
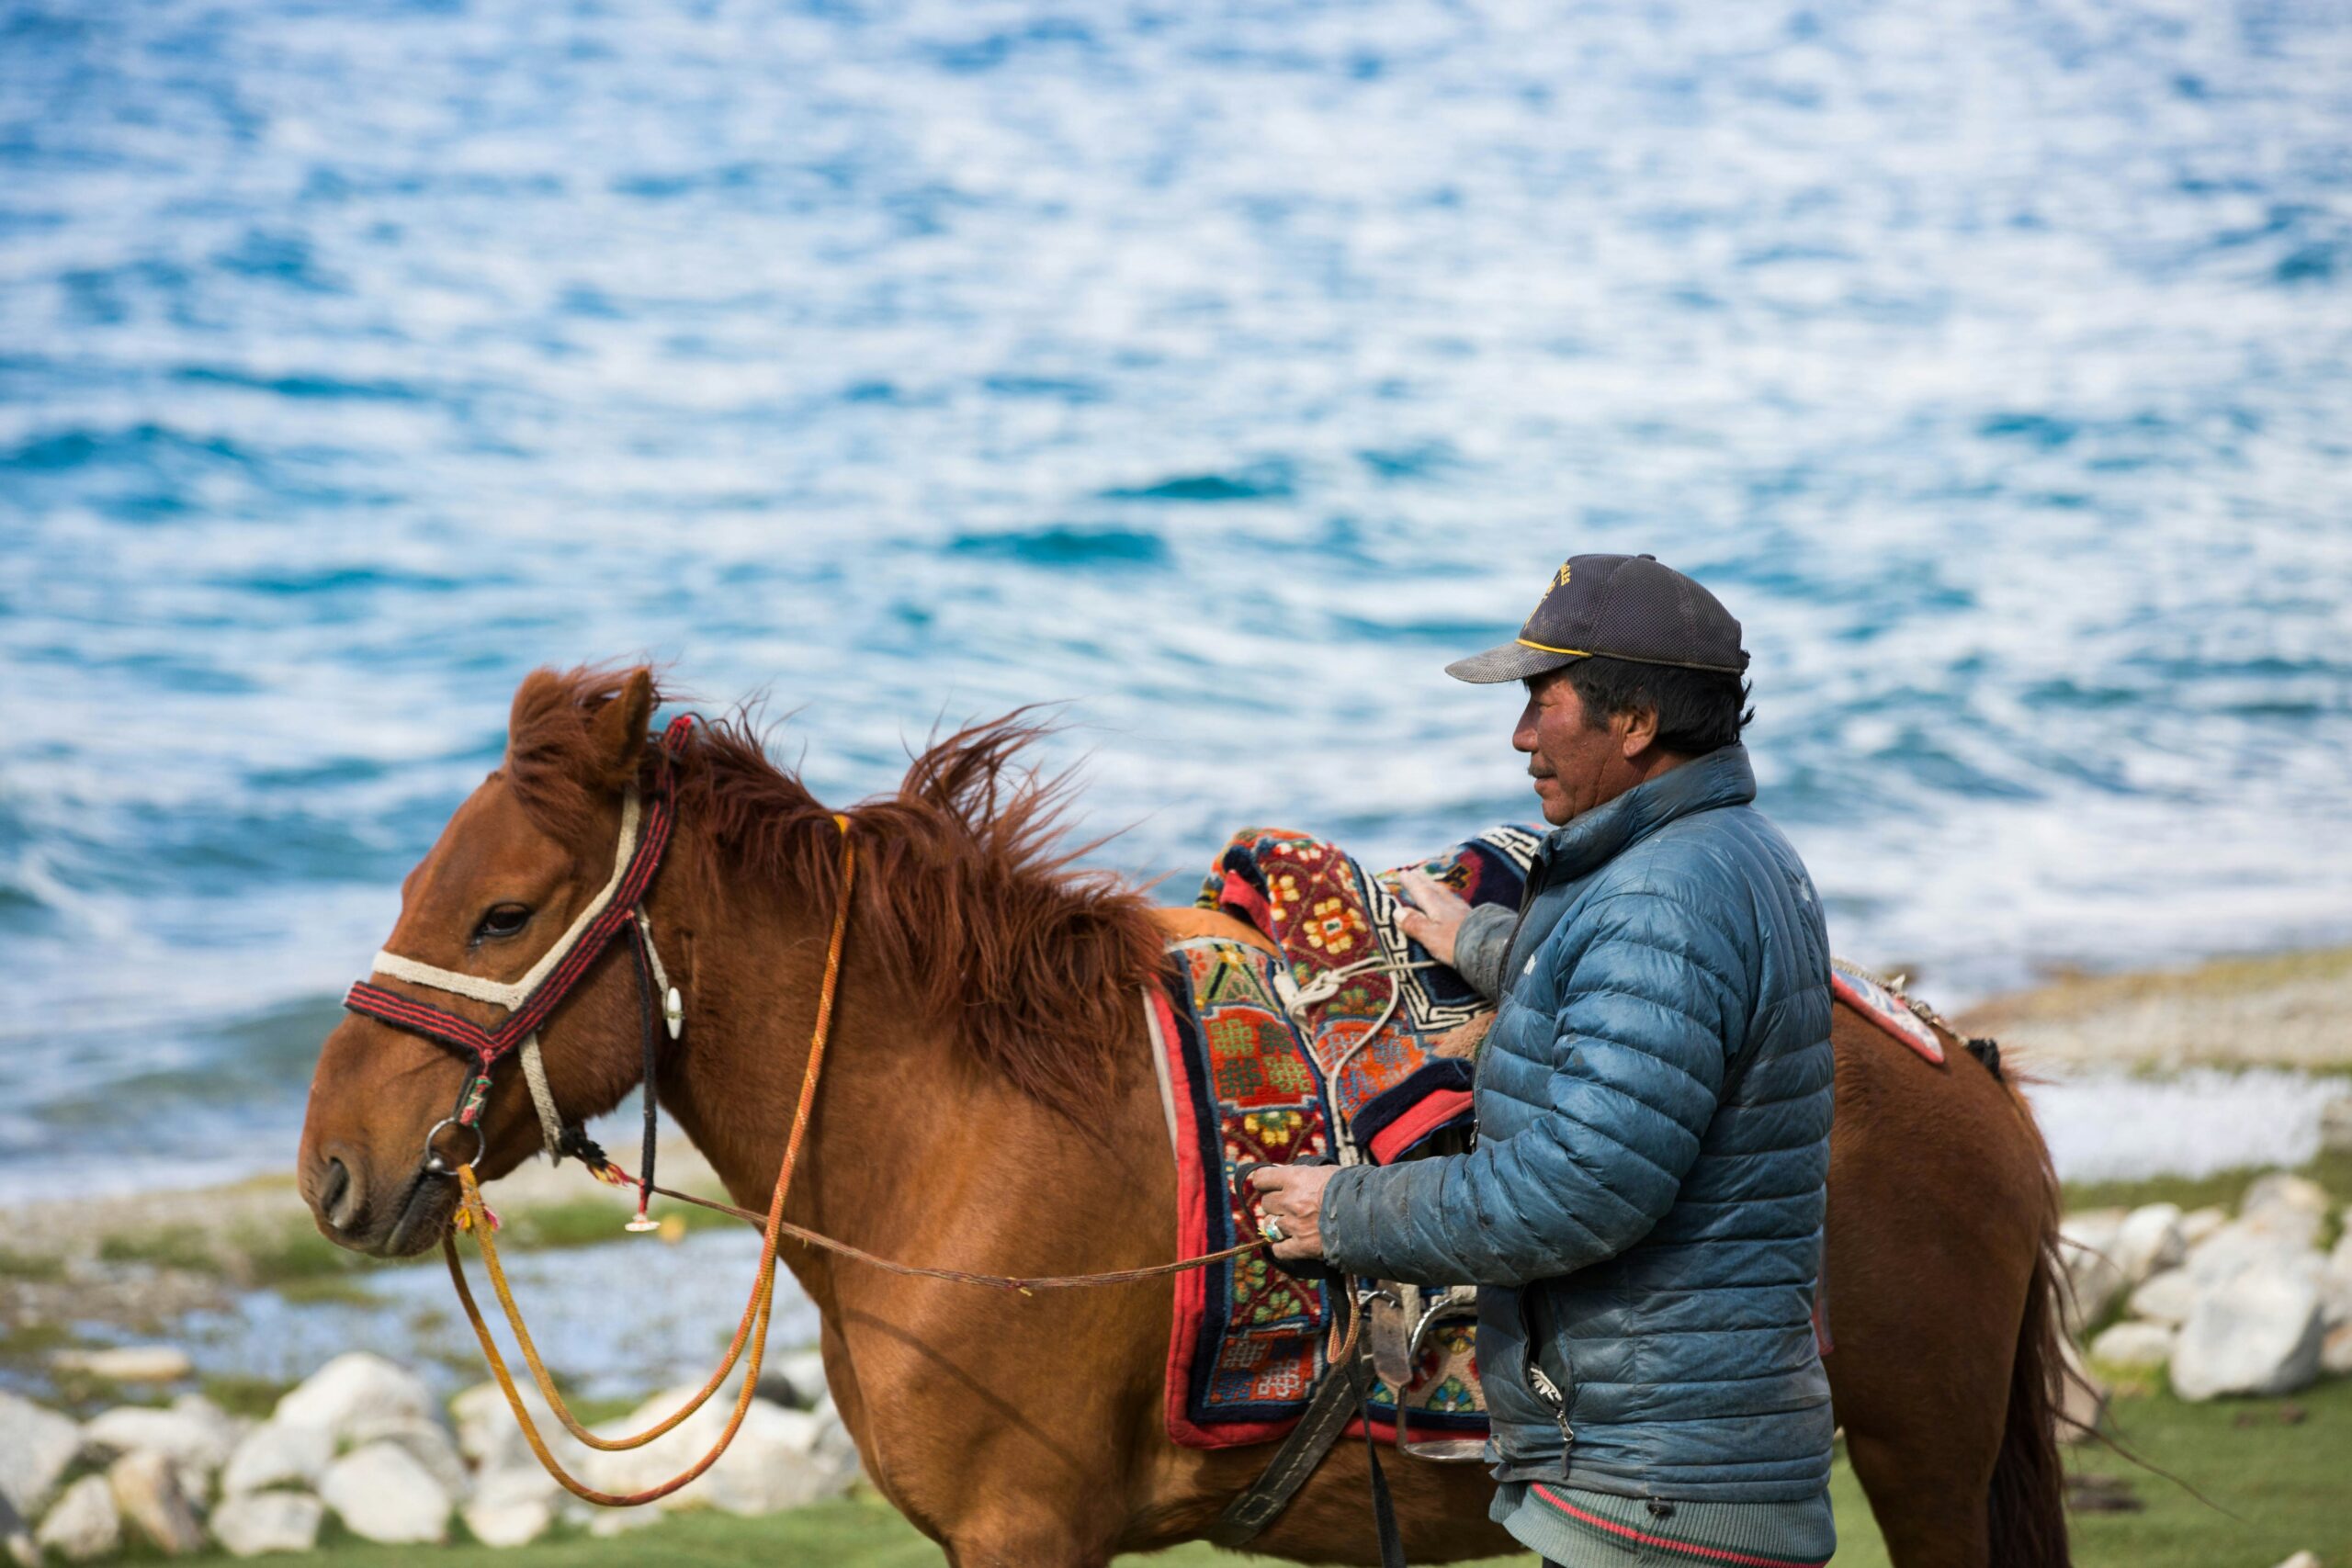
[{"xmin": 474, "ymin": 904, "xmax": 533, "ymax": 942}]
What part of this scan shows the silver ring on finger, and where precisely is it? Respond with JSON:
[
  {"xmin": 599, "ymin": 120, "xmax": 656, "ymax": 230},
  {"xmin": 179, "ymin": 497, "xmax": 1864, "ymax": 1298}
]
[{"xmin": 1259, "ymin": 1214, "xmax": 1287, "ymax": 1244}]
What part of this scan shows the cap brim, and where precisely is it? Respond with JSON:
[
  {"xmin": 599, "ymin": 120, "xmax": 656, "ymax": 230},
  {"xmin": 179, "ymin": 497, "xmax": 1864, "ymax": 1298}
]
[{"xmin": 1443, "ymin": 641, "xmax": 1585, "ymax": 684}]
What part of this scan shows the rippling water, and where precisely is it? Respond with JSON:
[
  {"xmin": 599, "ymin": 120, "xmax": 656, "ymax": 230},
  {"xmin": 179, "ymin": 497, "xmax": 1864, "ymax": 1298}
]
[{"xmin": 6, "ymin": 0, "xmax": 2351, "ymax": 1193}]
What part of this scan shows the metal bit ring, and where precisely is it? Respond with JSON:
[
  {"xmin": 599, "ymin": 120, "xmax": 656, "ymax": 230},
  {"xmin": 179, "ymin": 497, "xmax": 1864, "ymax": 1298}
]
[{"xmin": 422, "ymin": 1116, "xmax": 485, "ymax": 1177}]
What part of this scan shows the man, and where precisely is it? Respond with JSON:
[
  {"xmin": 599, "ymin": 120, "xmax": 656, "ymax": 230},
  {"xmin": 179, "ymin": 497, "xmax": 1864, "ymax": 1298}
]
[{"xmin": 1250, "ymin": 554, "xmax": 1838, "ymax": 1567}]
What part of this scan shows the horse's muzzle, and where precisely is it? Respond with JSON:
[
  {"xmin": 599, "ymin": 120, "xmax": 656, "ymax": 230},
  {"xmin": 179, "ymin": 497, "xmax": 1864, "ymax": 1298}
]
[{"xmin": 303, "ymin": 1145, "xmax": 456, "ymax": 1258}]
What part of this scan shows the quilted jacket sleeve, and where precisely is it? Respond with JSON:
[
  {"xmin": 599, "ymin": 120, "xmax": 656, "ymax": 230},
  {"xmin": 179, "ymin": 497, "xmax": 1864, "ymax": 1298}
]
[{"xmin": 1319, "ymin": 890, "xmax": 1749, "ymax": 1287}]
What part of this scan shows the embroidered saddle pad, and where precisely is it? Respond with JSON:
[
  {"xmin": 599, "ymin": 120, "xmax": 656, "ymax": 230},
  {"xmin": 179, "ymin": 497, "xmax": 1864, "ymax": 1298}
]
[{"xmin": 1150, "ymin": 827, "xmax": 1540, "ymax": 1450}]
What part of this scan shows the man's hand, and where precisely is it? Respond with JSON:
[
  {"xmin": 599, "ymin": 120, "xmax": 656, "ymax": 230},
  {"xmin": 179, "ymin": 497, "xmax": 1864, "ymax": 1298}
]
[
  {"xmin": 1247, "ymin": 1164, "xmax": 1339, "ymax": 1262},
  {"xmin": 1396, "ymin": 867, "xmax": 1474, "ymax": 966}
]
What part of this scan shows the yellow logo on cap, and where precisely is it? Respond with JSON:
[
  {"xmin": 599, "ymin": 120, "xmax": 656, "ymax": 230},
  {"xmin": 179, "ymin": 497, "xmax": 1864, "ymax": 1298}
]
[{"xmin": 1553, "ymin": 560, "xmax": 1573, "ymax": 589}]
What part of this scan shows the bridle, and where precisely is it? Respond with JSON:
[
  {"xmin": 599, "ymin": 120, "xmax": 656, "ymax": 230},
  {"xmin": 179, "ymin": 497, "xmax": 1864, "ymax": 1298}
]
[{"xmin": 344, "ymin": 714, "xmax": 695, "ymax": 1224}]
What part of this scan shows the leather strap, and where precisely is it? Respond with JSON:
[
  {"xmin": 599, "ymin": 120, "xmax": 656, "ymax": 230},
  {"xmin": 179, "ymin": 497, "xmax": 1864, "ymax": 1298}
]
[{"xmin": 1207, "ymin": 1319, "xmax": 1378, "ymax": 1548}]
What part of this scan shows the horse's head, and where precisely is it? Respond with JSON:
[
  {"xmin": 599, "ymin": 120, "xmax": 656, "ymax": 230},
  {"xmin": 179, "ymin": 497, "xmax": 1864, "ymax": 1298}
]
[{"xmin": 299, "ymin": 667, "xmax": 664, "ymax": 1257}]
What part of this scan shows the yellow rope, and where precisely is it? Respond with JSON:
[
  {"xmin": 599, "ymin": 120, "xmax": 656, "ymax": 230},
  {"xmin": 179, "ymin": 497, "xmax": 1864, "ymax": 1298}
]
[{"xmin": 444, "ymin": 817, "xmax": 857, "ymax": 1503}]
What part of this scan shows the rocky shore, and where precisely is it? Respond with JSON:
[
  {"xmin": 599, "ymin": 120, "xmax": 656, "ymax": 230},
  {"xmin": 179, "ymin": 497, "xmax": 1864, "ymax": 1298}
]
[
  {"xmin": 1, "ymin": 1348, "xmax": 857, "ymax": 1562},
  {"xmin": 2064, "ymin": 1171, "xmax": 2352, "ymax": 1413}
]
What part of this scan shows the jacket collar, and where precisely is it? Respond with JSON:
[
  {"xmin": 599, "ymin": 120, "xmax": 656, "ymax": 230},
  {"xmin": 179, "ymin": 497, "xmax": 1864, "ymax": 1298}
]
[{"xmin": 1537, "ymin": 743, "xmax": 1757, "ymax": 882}]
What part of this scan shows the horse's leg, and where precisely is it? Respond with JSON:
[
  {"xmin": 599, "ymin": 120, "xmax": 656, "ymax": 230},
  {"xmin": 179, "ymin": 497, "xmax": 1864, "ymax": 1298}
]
[{"xmin": 1824, "ymin": 1011, "xmax": 2060, "ymax": 1568}]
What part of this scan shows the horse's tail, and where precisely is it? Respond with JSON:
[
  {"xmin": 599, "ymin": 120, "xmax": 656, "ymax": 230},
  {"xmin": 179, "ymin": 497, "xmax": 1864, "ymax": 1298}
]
[{"xmin": 1986, "ymin": 1107, "xmax": 2074, "ymax": 1567}]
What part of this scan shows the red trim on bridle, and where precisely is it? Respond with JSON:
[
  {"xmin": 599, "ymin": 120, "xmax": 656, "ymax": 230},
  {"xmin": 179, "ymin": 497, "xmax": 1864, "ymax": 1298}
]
[{"xmin": 343, "ymin": 715, "xmax": 694, "ymax": 1080}]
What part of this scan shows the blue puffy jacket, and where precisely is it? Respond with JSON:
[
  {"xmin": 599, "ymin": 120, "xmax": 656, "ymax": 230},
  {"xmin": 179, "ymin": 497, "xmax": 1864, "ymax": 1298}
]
[{"xmin": 1319, "ymin": 743, "xmax": 1836, "ymax": 1501}]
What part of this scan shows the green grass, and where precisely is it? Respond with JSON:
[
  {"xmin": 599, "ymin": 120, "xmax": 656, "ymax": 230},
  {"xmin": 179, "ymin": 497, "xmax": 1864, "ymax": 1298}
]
[
  {"xmin": 158, "ymin": 1379, "xmax": 2352, "ymax": 1567},
  {"xmin": 0, "ymin": 1246, "xmax": 66, "ymax": 1281},
  {"xmin": 74, "ymin": 1192, "xmax": 740, "ymax": 1294},
  {"xmin": 201, "ymin": 1373, "xmax": 296, "ymax": 1420}
]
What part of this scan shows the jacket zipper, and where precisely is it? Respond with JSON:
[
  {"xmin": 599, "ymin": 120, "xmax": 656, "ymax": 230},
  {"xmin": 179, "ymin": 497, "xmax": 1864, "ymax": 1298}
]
[
  {"xmin": 1520, "ymin": 1286, "xmax": 1574, "ymax": 1451},
  {"xmin": 1525, "ymin": 1361, "xmax": 1575, "ymax": 1449}
]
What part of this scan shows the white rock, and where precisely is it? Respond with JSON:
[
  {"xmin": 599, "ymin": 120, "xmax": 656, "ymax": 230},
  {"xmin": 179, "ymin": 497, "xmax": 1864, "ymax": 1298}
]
[
  {"xmin": 2270, "ymin": 1552, "xmax": 2322, "ymax": 1568},
  {"xmin": 318, "ymin": 1441, "xmax": 450, "ymax": 1545},
  {"xmin": 2130, "ymin": 1268, "xmax": 2199, "ymax": 1326},
  {"xmin": 275, "ymin": 1352, "xmax": 435, "ymax": 1442},
  {"xmin": 2239, "ymin": 1173, "xmax": 2328, "ymax": 1246},
  {"xmin": 170, "ymin": 1392, "xmax": 244, "ymax": 1438},
  {"xmin": 107, "ymin": 1450, "xmax": 204, "ymax": 1555},
  {"xmin": 0, "ymin": 1391, "xmax": 82, "ymax": 1518},
  {"xmin": 2089, "ymin": 1320, "xmax": 2177, "ymax": 1370},
  {"xmin": 2111, "ymin": 1203, "xmax": 2187, "ymax": 1286},
  {"xmin": 2170, "ymin": 1258, "xmax": 2326, "ymax": 1401},
  {"xmin": 2184, "ymin": 1220, "xmax": 2315, "ymax": 1288},
  {"xmin": 462, "ymin": 1468, "xmax": 558, "ymax": 1548},
  {"xmin": 220, "ymin": 1420, "xmax": 333, "ymax": 1496},
  {"xmin": 34, "ymin": 1475, "xmax": 120, "ymax": 1562},
  {"xmin": 2322, "ymin": 1229, "xmax": 2352, "ymax": 1330},
  {"xmin": 346, "ymin": 1416, "xmax": 469, "ymax": 1501},
  {"xmin": 585, "ymin": 1503, "xmax": 664, "ymax": 1537},
  {"xmin": 2323, "ymin": 1322, "xmax": 2352, "ymax": 1378},
  {"xmin": 2056, "ymin": 1334, "xmax": 2107, "ymax": 1443},
  {"xmin": 209, "ymin": 1490, "xmax": 324, "ymax": 1557},
  {"xmin": 81, "ymin": 1403, "xmax": 237, "ymax": 1500},
  {"xmin": 450, "ymin": 1381, "xmax": 515, "ymax": 1465},
  {"xmin": 764, "ymin": 1348, "xmax": 830, "ymax": 1411},
  {"xmin": 2177, "ymin": 1205, "xmax": 2228, "ymax": 1248},
  {"xmin": 582, "ymin": 1384, "xmax": 856, "ymax": 1515},
  {"xmin": 51, "ymin": 1347, "xmax": 193, "ymax": 1384},
  {"xmin": 2058, "ymin": 1209, "xmax": 2131, "ymax": 1330},
  {"xmin": 449, "ymin": 1381, "xmax": 599, "ymax": 1479}
]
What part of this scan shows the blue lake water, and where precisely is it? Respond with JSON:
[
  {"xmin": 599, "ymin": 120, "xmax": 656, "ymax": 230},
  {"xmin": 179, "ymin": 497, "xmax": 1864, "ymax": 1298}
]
[{"xmin": 5, "ymin": 0, "xmax": 2351, "ymax": 1195}]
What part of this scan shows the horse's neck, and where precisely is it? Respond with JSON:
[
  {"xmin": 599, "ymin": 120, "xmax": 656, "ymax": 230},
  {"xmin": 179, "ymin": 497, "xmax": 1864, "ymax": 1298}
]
[
  {"xmin": 649, "ymin": 833, "xmax": 1002, "ymax": 1304},
  {"xmin": 651, "ymin": 827, "xmax": 1174, "ymax": 1313}
]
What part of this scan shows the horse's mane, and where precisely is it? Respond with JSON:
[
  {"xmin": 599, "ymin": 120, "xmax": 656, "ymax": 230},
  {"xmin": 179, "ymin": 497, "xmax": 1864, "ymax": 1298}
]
[{"xmin": 505, "ymin": 667, "xmax": 1167, "ymax": 1112}]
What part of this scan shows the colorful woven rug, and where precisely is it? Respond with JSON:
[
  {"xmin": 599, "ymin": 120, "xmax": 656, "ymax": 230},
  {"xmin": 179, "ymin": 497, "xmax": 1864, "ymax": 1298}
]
[{"xmin": 1152, "ymin": 826, "xmax": 1540, "ymax": 1450}]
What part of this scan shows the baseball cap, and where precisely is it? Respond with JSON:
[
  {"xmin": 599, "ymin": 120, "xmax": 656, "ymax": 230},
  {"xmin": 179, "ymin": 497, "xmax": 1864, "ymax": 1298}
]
[{"xmin": 1445, "ymin": 553, "xmax": 1749, "ymax": 683}]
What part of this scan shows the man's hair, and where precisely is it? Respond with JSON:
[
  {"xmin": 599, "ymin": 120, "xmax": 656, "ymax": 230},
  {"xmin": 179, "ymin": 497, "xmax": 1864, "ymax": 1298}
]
[{"xmin": 1552, "ymin": 656, "xmax": 1754, "ymax": 756}]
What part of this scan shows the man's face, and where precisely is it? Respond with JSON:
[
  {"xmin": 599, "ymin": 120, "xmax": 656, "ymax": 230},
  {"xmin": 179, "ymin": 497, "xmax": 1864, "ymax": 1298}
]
[{"xmin": 1513, "ymin": 669, "xmax": 1639, "ymax": 826}]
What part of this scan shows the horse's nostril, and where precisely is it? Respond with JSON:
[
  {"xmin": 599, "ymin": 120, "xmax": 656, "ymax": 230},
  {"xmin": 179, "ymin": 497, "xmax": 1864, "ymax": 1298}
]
[{"xmin": 320, "ymin": 1156, "xmax": 355, "ymax": 1231}]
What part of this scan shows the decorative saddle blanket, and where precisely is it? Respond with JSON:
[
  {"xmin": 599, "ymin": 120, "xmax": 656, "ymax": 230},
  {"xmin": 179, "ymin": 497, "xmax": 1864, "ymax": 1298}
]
[{"xmin": 1150, "ymin": 826, "xmax": 1541, "ymax": 1450}]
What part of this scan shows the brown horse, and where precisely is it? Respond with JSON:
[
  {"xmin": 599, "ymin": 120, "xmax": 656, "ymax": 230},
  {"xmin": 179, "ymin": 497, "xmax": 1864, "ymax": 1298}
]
[{"xmin": 298, "ymin": 667, "xmax": 2070, "ymax": 1568}]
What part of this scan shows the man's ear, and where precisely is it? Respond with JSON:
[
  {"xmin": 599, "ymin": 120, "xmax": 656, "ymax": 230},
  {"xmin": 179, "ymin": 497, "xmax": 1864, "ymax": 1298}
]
[
  {"xmin": 1617, "ymin": 704, "xmax": 1661, "ymax": 760},
  {"xmin": 589, "ymin": 668, "xmax": 655, "ymax": 788}
]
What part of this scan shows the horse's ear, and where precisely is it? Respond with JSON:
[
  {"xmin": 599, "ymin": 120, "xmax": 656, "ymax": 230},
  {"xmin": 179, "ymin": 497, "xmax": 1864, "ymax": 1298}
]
[{"xmin": 588, "ymin": 667, "xmax": 656, "ymax": 788}]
